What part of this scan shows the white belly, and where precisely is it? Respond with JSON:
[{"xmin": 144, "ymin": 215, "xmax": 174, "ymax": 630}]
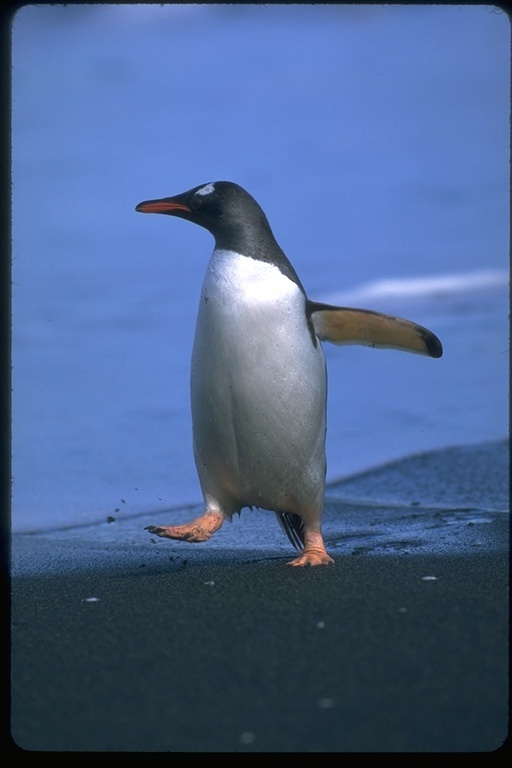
[{"xmin": 190, "ymin": 249, "xmax": 327, "ymax": 517}]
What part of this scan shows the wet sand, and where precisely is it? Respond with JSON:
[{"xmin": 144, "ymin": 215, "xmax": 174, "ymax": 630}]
[{"xmin": 10, "ymin": 441, "xmax": 509, "ymax": 752}]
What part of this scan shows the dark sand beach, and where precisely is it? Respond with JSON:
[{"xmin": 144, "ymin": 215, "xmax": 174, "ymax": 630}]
[{"xmin": 10, "ymin": 440, "xmax": 509, "ymax": 752}]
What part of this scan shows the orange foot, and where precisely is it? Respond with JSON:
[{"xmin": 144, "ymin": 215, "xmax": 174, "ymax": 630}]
[
  {"xmin": 145, "ymin": 510, "xmax": 224, "ymax": 543},
  {"xmin": 287, "ymin": 530, "xmax": 334, "ymax": 567},
  {"xmin": 288, "ymin": 547, "xmax": 334, "ymax": 567}
]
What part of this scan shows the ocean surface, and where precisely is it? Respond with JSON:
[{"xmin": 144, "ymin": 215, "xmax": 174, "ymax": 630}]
[{"xmin": 11, "ymin": 4, "xmax": 509, "ymax": 533}]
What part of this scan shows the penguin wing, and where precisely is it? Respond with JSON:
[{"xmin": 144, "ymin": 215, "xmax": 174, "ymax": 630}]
[{"xmin": 309, "ymin": 302, "xmax": 443, "ymax": 358}]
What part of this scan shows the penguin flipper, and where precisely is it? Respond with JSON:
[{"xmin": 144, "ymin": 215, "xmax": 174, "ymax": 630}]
[
  {"xmin": 309, "ymin": 302, "xmax": 443, "ymax": 358},
  {"xmin": 276, "ymin": 511, "xmax": 305, "ymax": 550}
]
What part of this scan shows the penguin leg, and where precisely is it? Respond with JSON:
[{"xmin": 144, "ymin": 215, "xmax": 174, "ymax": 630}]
[
  {"xmin": 145, "ymin": 509, "xmax": 224, "ymax": 543},
  {"xmin": 287, "ymin": 528, "xmax": 334, "ymax": 567}
]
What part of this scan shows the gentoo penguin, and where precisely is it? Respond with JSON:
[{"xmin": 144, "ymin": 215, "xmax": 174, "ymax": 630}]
[{"xmin": 136, "ymin": 181, "xmax": 442, "ymax": 566}]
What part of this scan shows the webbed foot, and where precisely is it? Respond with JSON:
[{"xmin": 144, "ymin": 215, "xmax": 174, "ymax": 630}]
[
  {"xmin": 145, "ymin": 510, "xmax": 224, "ymax": 543},
  {"xmin": 287, "ymin": 529, "xmax": 334, "ymax": 567}
]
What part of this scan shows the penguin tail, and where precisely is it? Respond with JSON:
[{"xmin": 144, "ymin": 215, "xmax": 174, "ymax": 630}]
[{"xmin": 276, "ymin": 511, "xmax": 305, "ymax": 550}]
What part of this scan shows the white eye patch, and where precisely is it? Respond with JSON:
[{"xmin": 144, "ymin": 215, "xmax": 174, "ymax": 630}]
[{"xmin": 196, "ymin": 183, "xmax": 216, "ymax": 197}]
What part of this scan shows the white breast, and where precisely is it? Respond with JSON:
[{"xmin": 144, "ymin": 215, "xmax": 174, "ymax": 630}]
[{"xmin": 190, "ymin": 249, "xmax": 327, "ymax": 517}]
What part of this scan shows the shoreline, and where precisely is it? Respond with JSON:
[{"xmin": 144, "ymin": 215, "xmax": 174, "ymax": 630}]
[{"xmin": 10, "ymin": 440, "xmax": 509, "ymax": 752}]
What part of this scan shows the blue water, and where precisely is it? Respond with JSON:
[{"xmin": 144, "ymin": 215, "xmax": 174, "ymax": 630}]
[{"xmin": 11, "ymin": 4, "xmax": 509, "ymax": 532}]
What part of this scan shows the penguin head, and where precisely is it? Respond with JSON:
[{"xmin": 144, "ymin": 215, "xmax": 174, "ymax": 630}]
[{"xmin": 136, "ymin": 181, "xmax": 272, "ymax": 243}]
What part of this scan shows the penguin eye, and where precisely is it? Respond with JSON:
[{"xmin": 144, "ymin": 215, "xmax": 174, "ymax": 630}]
[{"xmin": 190, "ymin": 195, "xmax": 201, "ymax": 211}]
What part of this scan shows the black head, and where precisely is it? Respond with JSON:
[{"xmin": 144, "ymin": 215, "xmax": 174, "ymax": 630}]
[
  {"xmin": 136, "ymin": 181, "xmax": 274, "ymax": 248},
  {"xmin": 136, "ymin": 181, "xmax": 306, "ymax": 291}
]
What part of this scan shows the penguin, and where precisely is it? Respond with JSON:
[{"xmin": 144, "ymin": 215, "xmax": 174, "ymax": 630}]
[{"xmin": 136, "ymin": 181, "xmax": 442, "ymax": 566}]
